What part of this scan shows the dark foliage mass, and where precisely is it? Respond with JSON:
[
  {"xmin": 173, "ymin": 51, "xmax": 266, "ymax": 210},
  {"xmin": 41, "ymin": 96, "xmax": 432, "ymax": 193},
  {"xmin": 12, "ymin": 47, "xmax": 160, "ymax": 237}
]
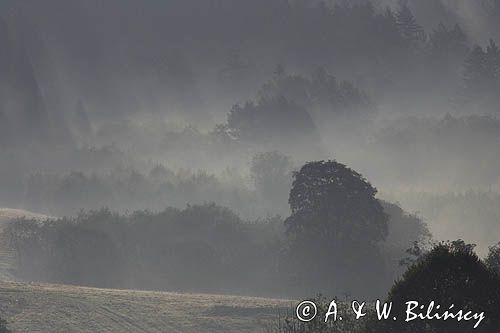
[
  {"xmin": 275, "ymin": 242, "xmax": 500, "ymax": 332},
  {"xmin": 287, "ymin": 161, "xmax": 387, "ymax": 243},
  {"xmin": 21, "ymin": 161, "xmax": 289, "ymax": 219},
  {"xmin": 7, "ymin": 204, "xmax": 284, "ymax": 295},
  {"xmin": 366, "ymin": 241, "xmax": 500, "ymax": 332},
  {"xmin": 462, "ymin": 40, "xmax": 500, "ymax": 113},
  {"xmin": 6, "ymin": 161, "xmax": 431, "ymax": 300},
  {"xmin": 284, "ymin": 161, "xmax": 389, "ymax": 297},
  {"xmin": 485, "ymin": 242, "xmax": 500, "ymax": 275},
  {"xmin": 225, "ymin": 96, "xmax": 317, "ymax": 144},
  {"xmin": 257, "ymin": 67, "xmax": 373, "ymax": 118},
  {"xmin": 379, "ymin": 201, "xmax": 432, "ymax": 279}
]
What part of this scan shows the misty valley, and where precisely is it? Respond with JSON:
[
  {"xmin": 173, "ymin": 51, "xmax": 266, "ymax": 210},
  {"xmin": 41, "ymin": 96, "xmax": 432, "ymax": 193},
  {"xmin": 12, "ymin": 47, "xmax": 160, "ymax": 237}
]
[{"xmin": 1, "ymin": 0, "xmax": 500, "ymax": 332}]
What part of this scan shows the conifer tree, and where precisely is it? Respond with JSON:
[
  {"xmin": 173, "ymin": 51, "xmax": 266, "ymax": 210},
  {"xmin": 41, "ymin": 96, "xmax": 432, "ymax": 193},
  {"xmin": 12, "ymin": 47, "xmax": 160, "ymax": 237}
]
[
  {"xmin": 486, "ymin": 39, "xmax": 500, "ymax": 82},
  {"xmin": 396, "ymin": 1, "xmax": 425, "ymax": 43},
  {"xmin": 463, "ymin": 45, "xmax": 488, "ymax": 93}
]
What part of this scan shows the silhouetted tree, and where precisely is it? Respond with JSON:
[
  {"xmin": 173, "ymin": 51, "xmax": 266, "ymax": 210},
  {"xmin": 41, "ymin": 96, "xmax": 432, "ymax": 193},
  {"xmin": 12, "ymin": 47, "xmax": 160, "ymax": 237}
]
[
  {"xmin": 382, "ymin": 201, "xmax": 431, "ymax": 249},
  {"xmin": 226, "ymin": 96, "xmax": 316, "ymax": 144},
  {"xmin": 396, "ymin": 1, "xmax": 425, "ymax": 44},
  {"xmin": 486, "ymin": 39, "xmax": 500, "ymax": 84},
  {"xmin": 148, "ymin": 164, "xmax": 175, "ymax": 183},
  {"xmin": 486, "ymin": 241, "xmax": 500, "ymax": 275},
  {"xmin": 464, "ymin": 46, "xmax": 488, "ymax": 93},
  {"xmin": 466, "ymin": 40, "xmax": 499, "ymax": 86},
  {"xmin": 462, "ymin": 39, "xmax": 500, "ymax": 111},
  {"xmin": 380, "ymin": 201, "xmax": 432, "ymax": 279},
  {"xmin": 258, "ymin": 68, "xmax": 372, "ymax": 118},
  {"xmin": 286, "ymin": 160, "xmax": 388, "ymax": 243},
  {"xmin": 284, "ymin": 160, "xmax": 388, "ymax": 297},
  {"xmin": 367, "ymin": 241, "xmax": 500, "ymax": 332}
]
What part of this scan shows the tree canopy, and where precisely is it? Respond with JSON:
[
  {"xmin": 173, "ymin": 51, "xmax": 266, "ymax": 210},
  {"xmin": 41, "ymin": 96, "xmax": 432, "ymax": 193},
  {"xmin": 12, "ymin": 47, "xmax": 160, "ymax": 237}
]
[
  {"xmin": 368, "ymin": 241, "xmax": 500, "ymax": 332},
  {"xmin": 284, "ymin": 160, "xmax": 389, "ymax": 297},
  {"xmin": 286, "ymin": 160, "xmax": 388, "ymax": 244}
]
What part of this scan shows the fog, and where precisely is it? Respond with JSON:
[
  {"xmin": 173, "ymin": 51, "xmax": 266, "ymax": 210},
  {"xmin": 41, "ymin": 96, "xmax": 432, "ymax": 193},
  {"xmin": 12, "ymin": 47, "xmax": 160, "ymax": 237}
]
[{"xmin": 1, "ymin": 0, "xmax": 500, "ymax": 297}]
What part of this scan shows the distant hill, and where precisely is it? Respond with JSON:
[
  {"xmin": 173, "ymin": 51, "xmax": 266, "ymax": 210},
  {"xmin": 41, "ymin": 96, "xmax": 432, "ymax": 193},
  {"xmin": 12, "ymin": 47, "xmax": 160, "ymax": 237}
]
[
  {"xmin": 0, "ymin": 208, "xmax": 52, "ymax": 280},
  {"xmin": 0, "ymin": 208, "xmax": 51, "ymax": 224}
]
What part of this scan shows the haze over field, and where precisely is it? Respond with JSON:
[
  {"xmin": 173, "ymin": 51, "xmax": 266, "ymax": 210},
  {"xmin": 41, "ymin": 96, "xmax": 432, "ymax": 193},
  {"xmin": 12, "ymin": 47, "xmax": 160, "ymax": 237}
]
[{"xmin": 1, "ymin": 1, "xmax": 500, "ymax": 331}]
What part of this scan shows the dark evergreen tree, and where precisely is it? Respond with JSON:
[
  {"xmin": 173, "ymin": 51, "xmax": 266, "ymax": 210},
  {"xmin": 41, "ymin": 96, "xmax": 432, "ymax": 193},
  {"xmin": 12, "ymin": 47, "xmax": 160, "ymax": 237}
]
[
  {"xmin": 464, "ymin": 45, "xmax": 488, "ymax": 93},
  {"xmin": 396, "ymin": 1, "xmax": 425, "ymax": 44},
  {"xmin": 464, "ymin": 40, "xmax": 500, "ymax": 90},
  {"xmin": 462, "ymin": 39, "xmax": 500, "ymax": 111},
  {"xmin": 485, "ymin": 39, "xmax": 500, "ymax": 84}
]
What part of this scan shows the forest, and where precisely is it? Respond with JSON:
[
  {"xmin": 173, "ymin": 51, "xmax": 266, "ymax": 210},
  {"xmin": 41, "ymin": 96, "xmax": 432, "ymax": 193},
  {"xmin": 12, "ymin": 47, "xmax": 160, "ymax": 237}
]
[{"xmin": 1, "ymin": 0, "xmax": 500, "ymax": 331}]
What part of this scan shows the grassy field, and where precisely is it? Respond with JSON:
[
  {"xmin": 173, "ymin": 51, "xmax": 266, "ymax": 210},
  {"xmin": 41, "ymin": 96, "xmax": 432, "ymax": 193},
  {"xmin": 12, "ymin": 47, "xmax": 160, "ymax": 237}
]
[{"xmin": 0, "ymin": 280, "xmax": 294, "ymax": 332}]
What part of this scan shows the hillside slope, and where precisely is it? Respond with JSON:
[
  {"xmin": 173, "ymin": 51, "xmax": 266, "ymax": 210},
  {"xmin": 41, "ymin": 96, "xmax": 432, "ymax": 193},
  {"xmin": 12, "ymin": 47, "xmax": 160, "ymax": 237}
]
[
  {"xmin": 0, "ymin": 208, "xmax": 51, "ymax": 224},
  {"xmin": 0, "ymin": 208, "xmax": 52, "ymax": 281},
  {"xmin": 0, "ymin": 281, "xmax": 293, "ymax": 333}
]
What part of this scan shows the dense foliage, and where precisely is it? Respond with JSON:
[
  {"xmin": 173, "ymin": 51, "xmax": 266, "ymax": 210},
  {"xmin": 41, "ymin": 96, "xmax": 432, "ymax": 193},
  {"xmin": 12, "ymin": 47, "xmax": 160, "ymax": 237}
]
[
  {"xmin": 7, "ymin": 204, "xmax": 284, "ymax": 295},
  {"xmin": 284, "ymin": 161, "xmax": 390, "ymax": 297},
  {"xmin": 367, "ymin": 241, "xmax": 500, "ymax": 332},
  {"xmin": 7, "ymin": 161, "xmax": 431, "ymax": 299}
]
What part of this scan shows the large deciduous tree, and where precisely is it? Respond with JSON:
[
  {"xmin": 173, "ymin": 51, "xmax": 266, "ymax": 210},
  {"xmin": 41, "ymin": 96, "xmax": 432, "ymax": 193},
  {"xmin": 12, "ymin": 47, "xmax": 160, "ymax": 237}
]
[
  {"xmin": 284, "ymin": 160, "xmax": 389, "ymax": 297},
  {"xmin": 286, "ymin": 160, "xmax": 388, "ymax": 244}
]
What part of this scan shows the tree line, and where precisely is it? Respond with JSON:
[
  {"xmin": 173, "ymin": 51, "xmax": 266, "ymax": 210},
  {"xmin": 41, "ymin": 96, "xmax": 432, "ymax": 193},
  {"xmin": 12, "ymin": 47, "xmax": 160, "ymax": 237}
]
[{"xmin": 7, "ymin": 160, "xmax": 430, "ymax": 299}]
